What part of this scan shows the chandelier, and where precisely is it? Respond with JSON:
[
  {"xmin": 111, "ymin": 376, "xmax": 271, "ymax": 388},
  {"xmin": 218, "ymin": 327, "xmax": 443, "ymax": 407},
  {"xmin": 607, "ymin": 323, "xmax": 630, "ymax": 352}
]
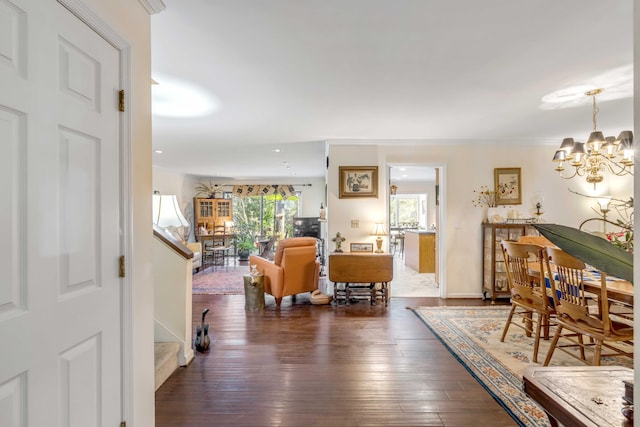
[{"xmin": 552, "ymin": 88, "xmax": 634, "ymax": 189}]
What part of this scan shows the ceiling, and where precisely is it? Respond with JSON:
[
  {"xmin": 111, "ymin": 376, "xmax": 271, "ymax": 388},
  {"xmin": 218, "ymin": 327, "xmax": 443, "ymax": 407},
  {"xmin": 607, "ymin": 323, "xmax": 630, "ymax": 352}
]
[{"xmin": 151, "ymin": 1, "xmax": 633, "ymax": 182}]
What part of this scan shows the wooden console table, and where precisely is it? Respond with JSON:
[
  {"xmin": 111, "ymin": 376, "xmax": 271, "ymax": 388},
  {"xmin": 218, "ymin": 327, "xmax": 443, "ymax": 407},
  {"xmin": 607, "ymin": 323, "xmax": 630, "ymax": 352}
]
[
  {"xmin": 523, "ymin": 366, "xmax": 633, "ymax": 427},
  {"xmin": 329, "ymin": 253, "xmax": 393, "ymax": 306}
]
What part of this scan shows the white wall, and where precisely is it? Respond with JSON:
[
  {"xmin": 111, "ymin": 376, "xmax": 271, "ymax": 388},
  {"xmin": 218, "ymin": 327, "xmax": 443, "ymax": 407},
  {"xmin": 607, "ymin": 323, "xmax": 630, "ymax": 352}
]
[
  {"xmin": 326, "ymin": 144, "xmax": 388, "ymax": 251},
  {"xmin": 327, "ymin": 141, "xmax": 633, "ymax": 298},
  {"xmin": 153, "ymin": 166, "xmax": 189, "ymax": 197}
]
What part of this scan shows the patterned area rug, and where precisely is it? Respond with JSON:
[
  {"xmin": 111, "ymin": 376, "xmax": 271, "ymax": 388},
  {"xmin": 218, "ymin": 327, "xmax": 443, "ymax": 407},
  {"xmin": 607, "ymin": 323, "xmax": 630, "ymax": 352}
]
[
  {"xmin": 411, "ymin": 306, "xmax": 632, "ymax": 427},
  {"xmin": 192, "ymin": 265, "xmax": 249, "ymax": 294}
]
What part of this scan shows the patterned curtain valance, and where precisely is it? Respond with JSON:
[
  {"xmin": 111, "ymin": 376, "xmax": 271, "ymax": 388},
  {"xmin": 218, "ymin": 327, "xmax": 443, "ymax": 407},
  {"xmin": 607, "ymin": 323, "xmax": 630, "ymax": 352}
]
[{"xmin": 232, "ymin": 185, "xmax": 296, "ymax": 199}]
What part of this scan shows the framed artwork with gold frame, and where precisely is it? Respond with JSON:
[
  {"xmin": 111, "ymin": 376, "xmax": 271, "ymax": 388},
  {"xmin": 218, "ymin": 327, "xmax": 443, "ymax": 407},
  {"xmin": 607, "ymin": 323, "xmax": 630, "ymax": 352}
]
[
  {"xmin": 494, "ymin": 167, "xmax": 522, "ymax": 205},
  {"xmin": 339, "ymin": 166, "xmax": 378, "ymax": 199}
]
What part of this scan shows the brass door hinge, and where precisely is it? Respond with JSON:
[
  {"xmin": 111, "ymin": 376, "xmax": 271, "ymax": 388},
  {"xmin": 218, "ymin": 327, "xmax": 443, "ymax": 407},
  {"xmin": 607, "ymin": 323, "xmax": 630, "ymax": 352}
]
[
  {"xmin": 119, "ymin": 90, "xmax": 125, "ymax": 112},
  {"xmin": 120, "ymin": 422, "xmax": 126, "ymax": 427},
  {"xmin": 119, "ymin": 255, "xmax": 125, "ymax": 278}
]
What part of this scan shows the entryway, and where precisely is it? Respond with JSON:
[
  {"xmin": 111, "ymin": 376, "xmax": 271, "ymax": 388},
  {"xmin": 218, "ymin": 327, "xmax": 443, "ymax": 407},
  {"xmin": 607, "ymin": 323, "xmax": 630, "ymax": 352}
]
[{"xmin": 390, "ymin": 256, "xmax": 439, "ymax": 297}]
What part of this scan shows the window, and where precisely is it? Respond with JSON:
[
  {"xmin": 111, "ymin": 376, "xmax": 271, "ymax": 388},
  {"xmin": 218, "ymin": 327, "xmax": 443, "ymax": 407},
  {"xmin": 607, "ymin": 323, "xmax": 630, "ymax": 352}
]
[
  {"xmin": 390, "ymin": 194, "xmax": 427, "ymax": 228},
  {"xmin": 232, "ymin": 193, "xmax": 300, "ymax": 242}
]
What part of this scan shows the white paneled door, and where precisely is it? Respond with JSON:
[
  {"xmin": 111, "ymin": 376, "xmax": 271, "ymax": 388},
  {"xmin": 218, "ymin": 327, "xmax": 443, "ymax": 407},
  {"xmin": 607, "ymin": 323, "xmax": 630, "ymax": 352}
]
[{"xmin": 0, "ymin": 0, "xmax": 123, "ymax": 426}]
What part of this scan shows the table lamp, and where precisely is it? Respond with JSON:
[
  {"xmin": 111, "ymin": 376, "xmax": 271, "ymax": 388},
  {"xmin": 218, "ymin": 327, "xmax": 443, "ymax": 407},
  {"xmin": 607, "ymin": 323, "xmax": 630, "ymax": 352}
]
[
  {"xmin": 371, "ymin": 223, "xmax": 387, "ymax": 253},
  {"xmin": 152, "ymin": 193, "xmax": 190, "ymax": 241}
]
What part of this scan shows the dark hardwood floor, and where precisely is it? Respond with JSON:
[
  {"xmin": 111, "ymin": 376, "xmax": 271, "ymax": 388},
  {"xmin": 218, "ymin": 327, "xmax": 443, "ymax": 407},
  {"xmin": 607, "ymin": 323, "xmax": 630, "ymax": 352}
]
[{"xmin": 155, "ymin": 293, "xmax": 516, "ymax": 427}]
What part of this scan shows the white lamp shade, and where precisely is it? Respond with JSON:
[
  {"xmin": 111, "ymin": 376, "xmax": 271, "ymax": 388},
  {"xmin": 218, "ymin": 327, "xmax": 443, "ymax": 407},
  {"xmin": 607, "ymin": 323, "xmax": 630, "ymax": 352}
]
[
  {"xmin": 152, "ymin": 194, "xmax": 189, "ymax": 228},
  {"xmin": 371, "ymin": 223, "xmax": 387, "ymax": 236},
  {"xmin": 597, "ymin": 197, "xmax": 611, "ymax": 211}
]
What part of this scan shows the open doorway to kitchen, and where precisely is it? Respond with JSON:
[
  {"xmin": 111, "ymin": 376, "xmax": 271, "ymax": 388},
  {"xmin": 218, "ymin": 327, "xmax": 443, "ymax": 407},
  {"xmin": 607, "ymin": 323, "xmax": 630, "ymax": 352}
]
[{"xmin": 388, "ymin": 164, "xmax": 443, "ymax": 298}]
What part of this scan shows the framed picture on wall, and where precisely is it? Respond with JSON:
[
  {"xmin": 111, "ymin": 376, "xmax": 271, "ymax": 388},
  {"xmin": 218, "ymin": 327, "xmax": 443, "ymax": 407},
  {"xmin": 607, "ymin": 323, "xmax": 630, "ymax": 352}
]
[
  {"xmin": 339, "ymin": 166, "xmax": 378, "ymax": 198},
  {"xmin": 494, "ymin": 167, "xmax": 522, "ymax": 205}
]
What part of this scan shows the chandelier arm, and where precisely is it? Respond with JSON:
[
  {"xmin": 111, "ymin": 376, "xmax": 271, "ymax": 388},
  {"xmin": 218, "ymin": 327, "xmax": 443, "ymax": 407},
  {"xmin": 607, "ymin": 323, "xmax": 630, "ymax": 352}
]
[
  {"xmin": 557, "ymin": 169, "xmax": 580, "ymax": 180},
  {"xmin": 566, "ymin": 189, "xmax": 631, "ymax": 204},
  {"xmin": 601, "ymin": 157, "xmax": 634, "ymax": 176}
]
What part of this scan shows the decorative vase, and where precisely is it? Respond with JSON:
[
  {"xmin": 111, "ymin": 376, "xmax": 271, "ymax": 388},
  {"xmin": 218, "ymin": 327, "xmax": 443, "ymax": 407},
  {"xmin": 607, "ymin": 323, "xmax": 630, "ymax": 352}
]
[{"xmin": 487, "ymin": 207, "xmax": 498, "ymax": 223}]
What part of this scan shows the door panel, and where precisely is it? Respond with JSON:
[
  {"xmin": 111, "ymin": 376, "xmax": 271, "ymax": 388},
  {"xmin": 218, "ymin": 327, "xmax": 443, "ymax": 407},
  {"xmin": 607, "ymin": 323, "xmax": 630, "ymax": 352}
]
[
  {"xmin": 0, "ymin": 1, "xmax": 122, "ymax": 425},
  {"xmin": 0, "ymin": 107, "xmax": 26, "ymax": 320},
  {"xmin": 59, "ymin": 128, "xmax": 100, "ymax": 295}
]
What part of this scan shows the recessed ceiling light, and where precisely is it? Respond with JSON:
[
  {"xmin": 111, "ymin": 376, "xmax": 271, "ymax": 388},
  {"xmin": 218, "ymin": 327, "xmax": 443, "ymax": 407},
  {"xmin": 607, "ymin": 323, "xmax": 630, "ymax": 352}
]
[
  {"xmin": 273, "ymin": 149, "xmax": 281, "ymax": 153},
  {"xmin": 154, "ymin": 149, "xmax": 164, "ymax": 154}
]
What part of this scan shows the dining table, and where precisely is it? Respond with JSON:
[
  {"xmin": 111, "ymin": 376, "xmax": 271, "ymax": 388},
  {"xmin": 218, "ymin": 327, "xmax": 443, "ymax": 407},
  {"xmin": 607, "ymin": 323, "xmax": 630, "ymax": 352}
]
[
  {"xmin": 582, "ymin": 269, "xmax": 633, "ymax": 307},
  {"xmin": 526, "ymin": 259, "xmax": 633, "ymax": 307},
  {"xmin": 516, "ymin": 237, "xmax": 633, "ymax": 307}
]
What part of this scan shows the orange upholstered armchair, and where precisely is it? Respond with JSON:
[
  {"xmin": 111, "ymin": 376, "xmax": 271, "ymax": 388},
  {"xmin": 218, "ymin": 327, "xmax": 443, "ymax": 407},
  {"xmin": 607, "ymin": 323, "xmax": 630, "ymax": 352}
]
[{"xmin": 249, "ymin": 237, "xmax": 319, "ymax": 306}]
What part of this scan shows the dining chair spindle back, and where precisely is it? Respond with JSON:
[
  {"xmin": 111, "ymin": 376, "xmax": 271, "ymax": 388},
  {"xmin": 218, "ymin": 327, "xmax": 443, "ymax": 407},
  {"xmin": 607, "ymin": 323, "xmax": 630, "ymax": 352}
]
[
  {"xmin": 500, "ymin": 241, "xmax": 555, "ymax": 363},
  {"xmin": 542, "ymin": 246, "xmax": 633, "ymax": 366}
]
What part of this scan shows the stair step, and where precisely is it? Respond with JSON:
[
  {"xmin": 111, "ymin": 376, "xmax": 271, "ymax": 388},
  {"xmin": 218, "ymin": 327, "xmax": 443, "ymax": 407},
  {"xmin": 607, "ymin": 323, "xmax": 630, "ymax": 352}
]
[{"xmin": 155, "ymin": 342, "xmax": 180, "ymax": 391}]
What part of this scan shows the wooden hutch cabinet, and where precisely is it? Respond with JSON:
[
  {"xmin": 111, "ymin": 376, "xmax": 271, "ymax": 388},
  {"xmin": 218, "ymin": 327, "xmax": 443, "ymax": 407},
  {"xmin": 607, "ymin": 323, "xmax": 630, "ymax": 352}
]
[
  {"xmin": 194, "ymin": 198, "xmax": 233, "ymax": 233},
  {"xmin": 482, "ymin": 222, "xmax": 538, "ymax": 302}
]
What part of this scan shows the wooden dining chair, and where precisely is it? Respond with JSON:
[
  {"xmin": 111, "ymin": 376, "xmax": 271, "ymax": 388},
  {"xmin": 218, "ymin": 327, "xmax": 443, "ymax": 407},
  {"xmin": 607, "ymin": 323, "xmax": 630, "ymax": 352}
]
[
  {"xmin": 542, "ymin": 246, "xmax": 633, "ymax": 366},
  {"xmin": 500, "ymin": 241, "xmax": 555, "ymax": 363}
]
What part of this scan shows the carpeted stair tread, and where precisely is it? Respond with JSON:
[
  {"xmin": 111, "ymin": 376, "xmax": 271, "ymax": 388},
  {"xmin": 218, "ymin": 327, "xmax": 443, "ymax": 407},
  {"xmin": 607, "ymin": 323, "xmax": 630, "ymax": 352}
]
[{"xmin": 155, "ymin": 342, "xmax": 180, "ymax": 391}]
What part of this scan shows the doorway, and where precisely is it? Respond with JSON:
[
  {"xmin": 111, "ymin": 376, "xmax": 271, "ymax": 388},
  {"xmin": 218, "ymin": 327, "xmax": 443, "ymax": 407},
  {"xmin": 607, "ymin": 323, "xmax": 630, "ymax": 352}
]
[{"xmin": 388, "ymin": 164, "xmax": 443, "ymax": 298}]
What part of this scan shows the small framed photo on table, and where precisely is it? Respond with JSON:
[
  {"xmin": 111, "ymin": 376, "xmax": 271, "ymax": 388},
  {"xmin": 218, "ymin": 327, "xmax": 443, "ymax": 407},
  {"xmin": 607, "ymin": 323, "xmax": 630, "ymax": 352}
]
[
  {"xmin": 339, "ymin": 166, "xmax": 378, "ymax": 198},
  {"xmin": 494, "ymin": 167, "xmax": 522, "ymax": 205},
  {"xmin": 350, "ymin": 243, "xmax": 374, "ymax": 253}
]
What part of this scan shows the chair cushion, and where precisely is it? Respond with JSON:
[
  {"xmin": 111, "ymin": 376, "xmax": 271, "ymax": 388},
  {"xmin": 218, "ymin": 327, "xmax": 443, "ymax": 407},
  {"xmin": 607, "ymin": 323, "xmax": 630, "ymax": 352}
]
[
  {"xmin": 185, "ymin": 242, "xmax": 202, "ymax": 270},
  {"xmin": 273, "ymin": 237, "xmax": 317, "ymax": 265},
  {"xmin": 192, "ymin": 251, "xmax": 202, "ymax": 269}
]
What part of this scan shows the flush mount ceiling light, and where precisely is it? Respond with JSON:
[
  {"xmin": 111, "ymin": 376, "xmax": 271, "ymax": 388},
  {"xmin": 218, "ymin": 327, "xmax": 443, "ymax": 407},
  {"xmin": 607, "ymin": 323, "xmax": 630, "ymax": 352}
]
[
  {"xmin": 540, "ymin": 65, "xmax": 633, "ymax": 110},
  {"xmin": 552, "ymin": 88, "xmax": 633, "ymax": 190}
]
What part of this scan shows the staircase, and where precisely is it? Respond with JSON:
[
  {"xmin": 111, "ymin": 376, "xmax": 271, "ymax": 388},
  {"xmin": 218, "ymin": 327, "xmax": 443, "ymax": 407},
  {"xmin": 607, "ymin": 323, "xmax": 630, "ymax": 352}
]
[{"xmin": 154, "ymin": 342, "xmax": 180, "ymax": 391}]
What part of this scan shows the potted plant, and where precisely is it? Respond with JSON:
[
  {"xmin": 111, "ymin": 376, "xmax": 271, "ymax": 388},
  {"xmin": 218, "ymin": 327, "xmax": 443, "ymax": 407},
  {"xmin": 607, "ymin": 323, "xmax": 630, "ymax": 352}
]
[
  {"xmin": 234, "ymin": 225, "xmax": 255, "ymax": 261},
  {"xmin": 236, "ymin": 236, "xmax": 255, "ymax": 261},
  {"xmin": 195, "ymin": 180, "xmax": 224, "ymax": 198}
]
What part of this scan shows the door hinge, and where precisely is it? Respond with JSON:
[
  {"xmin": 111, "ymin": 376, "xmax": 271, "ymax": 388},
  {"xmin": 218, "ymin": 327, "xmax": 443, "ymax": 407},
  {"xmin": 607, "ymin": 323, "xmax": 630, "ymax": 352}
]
[
  {"xmin": 119, "ymin": 255, "xmax": 125, "ymax": 278},
  {"xmin": 119, "ymin": 90, "xmax": 125, "ymax": 112},
  {"xmin": 120, "ymin": 422, "xmax": 126, "ymax": 427}
]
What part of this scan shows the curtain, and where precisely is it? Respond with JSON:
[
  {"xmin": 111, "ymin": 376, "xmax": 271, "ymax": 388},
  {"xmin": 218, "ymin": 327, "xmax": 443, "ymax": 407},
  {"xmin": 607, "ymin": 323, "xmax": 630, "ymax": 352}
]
[{"xmin": 232, "ymin": 185, "xmax": 296, "ymax": 199}]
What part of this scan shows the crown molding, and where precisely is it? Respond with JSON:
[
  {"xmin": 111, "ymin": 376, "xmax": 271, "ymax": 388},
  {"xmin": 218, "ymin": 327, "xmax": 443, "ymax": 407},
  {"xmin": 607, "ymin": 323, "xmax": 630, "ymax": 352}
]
[{"xmin": 138, "ymin": 0, "xmax": 166, "ymax": 15}]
